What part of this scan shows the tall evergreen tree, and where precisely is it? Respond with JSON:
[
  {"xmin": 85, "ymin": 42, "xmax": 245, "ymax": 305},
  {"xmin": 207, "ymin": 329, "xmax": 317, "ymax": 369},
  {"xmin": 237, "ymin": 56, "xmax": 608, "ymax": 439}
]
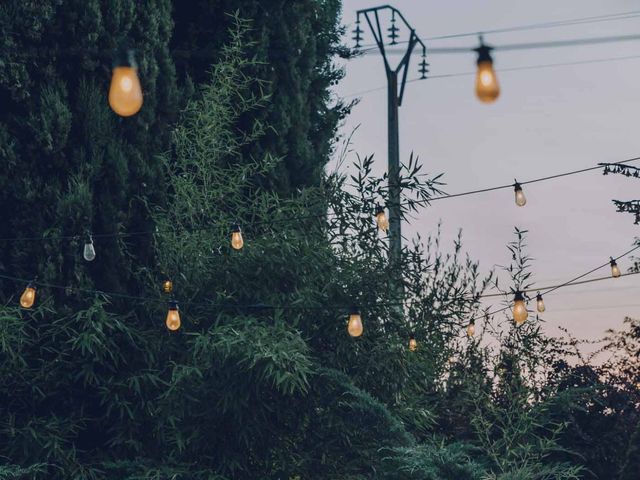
[
  {"xmin": 0, "ymin": 0, "xmax": 178, "ymax": 298},
  {"xmin": 170, "ymin": 0, "xmax": 349, "ymax": 194}
]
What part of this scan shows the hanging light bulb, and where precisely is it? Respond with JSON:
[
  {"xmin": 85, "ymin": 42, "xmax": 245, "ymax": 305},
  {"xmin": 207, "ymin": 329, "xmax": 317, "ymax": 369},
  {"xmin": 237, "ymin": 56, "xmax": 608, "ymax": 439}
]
[
  {"xmin": 165, "ymin": 301, "xmax": 181, "ymax": 331},
  {"xmin": 514, "ymin": 181, "xmax": 527, "ymax": 207},
  {"xmin": 466, "ymin": 320, "xmax": 475, "ymax": 337},
  {"xmin": 347, "ymin": 308, "xmax": 363, "ymax": 337},
  {"xmin": 610, "ymin": 257, "xmax": 621, "ymax": 278},
  {"xmin": 408, "ymin": 335, "xmax": 417, "ymax": 352},
  {"xmin": 83, "ymin": 234, "xmax": 96, "ymax": 262},
  {"xmin": 536, "ymin": 292, "xmax": 546, "ymax": 313},
  {"xmin": 109, "ymin": 49, "xmax": 143, "ymax": 117},
  {"xmin": 20, "ymin": 282, "xmax": 36, "ymax": 309},
  {"xmin": 375, "ymin": 205, "xmax": 389, "ymax": 232},
  {"xmin": 231, "ymin": 224, "xmax": 244, "ymax": 250},
  {"xmin": 513, "ymin": 291, "xmax": 528, "ymax": 325},
  {"xmin": 162, "ymin": 279, "xmax": 173, "ymax": 294},
  {"xmin": 474, "ymin": 36, "xmax": 499, "ymax": 103}
]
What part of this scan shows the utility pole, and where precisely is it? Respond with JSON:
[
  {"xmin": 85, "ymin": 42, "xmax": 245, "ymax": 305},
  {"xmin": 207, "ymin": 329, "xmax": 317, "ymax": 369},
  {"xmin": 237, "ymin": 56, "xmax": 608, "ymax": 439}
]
[{"xmin": 353, "ymin": 6, "xmax": 427, "ymax": 265}]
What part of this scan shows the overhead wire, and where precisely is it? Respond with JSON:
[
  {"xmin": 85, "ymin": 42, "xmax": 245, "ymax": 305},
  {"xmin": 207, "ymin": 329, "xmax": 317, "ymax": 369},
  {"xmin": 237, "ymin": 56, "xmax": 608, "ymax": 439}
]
[
  {"xmin": 467, "ymin": 244, "xmax": 640, "ymax": 325},
  {"xmin": 0, "ymin": 154, "xmax": 637, "ymax": 243},
  {"xmin": 356, "ymin": 9, "xmax": 640, "ymax": 49},
  {"xmin": 342, "ymin": 54, "xmax": 640, "ymax": 99},
  {"xmin": 2, "ymin": 245, "xmax": 638, "ymax": 313}
]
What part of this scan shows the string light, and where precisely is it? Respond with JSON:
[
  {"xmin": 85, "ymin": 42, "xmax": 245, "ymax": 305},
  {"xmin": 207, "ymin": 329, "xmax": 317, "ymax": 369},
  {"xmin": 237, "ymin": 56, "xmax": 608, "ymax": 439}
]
[
  {"xmin": 466, "ymin": 320, "xmax": 475, "ymax": 337},
  {"xmin": 513, "ymin": 291, "xmax": 528, "ymax": 325},
  {"xmin": 408, "ymin": 335, "xmax": 417, "ymax": 351},
  {"xmin": 165, "ymin": 301, "xmax": 181, "ymax": 331},
  {"xmin": 231, "ymin": 224, "xmax": 244, "ymax": 250},
  {"xmin": 83, "ymin": 234, "xmax": 96, "ymax": 262},
  {"xmin": 0, "ymin": 156, "xmax": 637, "ymax": 246},
  {"xmin": 375, "ymin": 205, "xmax": 389, "ymax": 232},
  {"xmin": 474, "ymin": 36, "xmax": 499, "ymax": 103},
  {"xmin": 347, "ymin": 308, "xmax": 363, "ymax": 337},
  {"xmin": 19, "ymin": 282, "xmax": 36, "ymax": 309},
  {"xmin": 610, "ymin": 257, "xmax": 621, "ymax": 278},
  {"xmin": 109, "ymin": 49, "xmax": 143, "ymax": 117},
  {"xmin": 514, "ymin": 181, "xmax": 527, "ymax": 207},
  {"xmin": 536, "ymin": 292, "xmax": 546, "ymax": 313},
  {"xmin": 162, "ymin": 279, "xmax": 173, "ymax": 294}
]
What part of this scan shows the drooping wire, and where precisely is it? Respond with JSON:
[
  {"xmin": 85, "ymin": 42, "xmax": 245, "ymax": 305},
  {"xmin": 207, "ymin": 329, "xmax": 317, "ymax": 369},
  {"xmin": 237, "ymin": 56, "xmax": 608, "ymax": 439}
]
[
  {"xmin": 2, "ymin": 245, "xmax": 638, "ymax": 312},
  {"xmin": 0, "ymin": 154, "xmax": 637, "ymax": 243},
  {"xmin": 466, "ymin": 244, "xmax": 640, "ymax": 325}
]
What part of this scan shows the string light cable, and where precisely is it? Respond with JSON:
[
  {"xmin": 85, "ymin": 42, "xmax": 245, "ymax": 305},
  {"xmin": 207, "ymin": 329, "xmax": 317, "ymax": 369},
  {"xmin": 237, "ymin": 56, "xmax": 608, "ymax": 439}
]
[
  {"xmin": 0, "ymin": 154, "xmax": 638, "ymax": 244},
  {"xmin": 465, "ymin": 243, "xmax": 640, "ymax": 326},
  {"xmin": 2, "ymin": 243, "xmax": 638, "ymax": 313}
]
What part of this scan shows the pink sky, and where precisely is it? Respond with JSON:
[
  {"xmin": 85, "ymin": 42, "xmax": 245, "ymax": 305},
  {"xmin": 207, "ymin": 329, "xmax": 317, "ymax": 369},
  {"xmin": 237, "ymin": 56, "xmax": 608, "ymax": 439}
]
[{"xmin": 334, "ymin": 0, "xmax": 640, "ymax": 347}]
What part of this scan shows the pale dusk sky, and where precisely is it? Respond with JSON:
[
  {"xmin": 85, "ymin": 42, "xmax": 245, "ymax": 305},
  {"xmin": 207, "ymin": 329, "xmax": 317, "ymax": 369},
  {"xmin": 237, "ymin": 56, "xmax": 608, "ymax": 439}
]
[{"xmin": 333, "ymin": 0, "xmax": 640, "ymax": 346}]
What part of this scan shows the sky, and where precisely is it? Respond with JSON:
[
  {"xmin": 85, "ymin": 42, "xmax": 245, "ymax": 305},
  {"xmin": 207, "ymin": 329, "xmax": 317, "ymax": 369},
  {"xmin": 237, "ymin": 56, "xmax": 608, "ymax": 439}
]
[{"xmin": 332, "ymin": 0, "xmax": 640, "ymax": 349}]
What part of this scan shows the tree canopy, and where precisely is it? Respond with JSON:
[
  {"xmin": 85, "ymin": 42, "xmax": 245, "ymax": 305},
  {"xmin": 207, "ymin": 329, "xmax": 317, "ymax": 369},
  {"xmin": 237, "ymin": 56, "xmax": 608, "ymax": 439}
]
[{"xmin": 0, "ymin": 2, "xmax": 638, "ymax": 479}]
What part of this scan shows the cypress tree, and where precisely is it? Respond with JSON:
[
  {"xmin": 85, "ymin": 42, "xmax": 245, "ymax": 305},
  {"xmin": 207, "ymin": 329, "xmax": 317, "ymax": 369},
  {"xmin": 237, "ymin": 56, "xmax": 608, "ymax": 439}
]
[
  {"xmin": 170, "ymin": 0, "xmax": 349, "ymax": 194},
  {"xmin": 0, "ymin": 0, "xmax": 178, "ymax": 299}
]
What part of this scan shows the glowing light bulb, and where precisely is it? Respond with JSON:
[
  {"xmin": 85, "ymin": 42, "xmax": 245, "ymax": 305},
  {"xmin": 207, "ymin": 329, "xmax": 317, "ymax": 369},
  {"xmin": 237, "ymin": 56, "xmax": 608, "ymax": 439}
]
[
  {"xmin": 231, "ymin": 224, "xmax": 244, "ymax": 250},
  {"xmin": 536, "ymin": 292, "xmax": 546, "ymax": 313},
  {"xmin": 610, "ymin": 258, "xmax": 621, "ymax": 278},
  {"xmin": 408, "ymin": 336, "xmax": 417, "ymax": 352},
  {"xmin": 347, "ymin": 308, "xmax": 363, "ymax": 337},
  {"xmin": 514, "ymin": 182, "xmax": 526, "ymax": 207},
  {"xmin": 474, "ymin": 39, "xmax": 499, "ymax": 103},
  {"xmin": 375, "ymin": 205, "xmax": 389, "ymax": 232},
  {"xmin": 162, "ymin": 279, "xmax": 173, "ymax": 294},
  {"xmin": 83, "ymin": 235, "xmax": 96, "ymax": 262},
  {"xmin": 513, "ymin": 291, "xmax": 528, "ymax": 325},
  {"xmin": 165, "ymin": 301, "xmax": 181, "ymax": 331},
  {"xmin": 109, "ymin": 50, "xmax": 143, "ymax": 117},
  {"xmin": 466, "ymin": 321, "xmax": 475, "ymax": 337},
  {"xmin": 20, "ymin": 283, "xmax": 36, "ymax": 309}
]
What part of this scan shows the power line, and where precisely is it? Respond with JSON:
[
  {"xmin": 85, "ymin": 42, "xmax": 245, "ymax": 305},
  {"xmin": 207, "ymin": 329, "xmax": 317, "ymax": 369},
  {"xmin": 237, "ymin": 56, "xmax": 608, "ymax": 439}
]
[
  {"xmin": 342, "ymin": 54, "xmax": 640, "ymax": 99},
  {"xmin": 361, "ymin": 33, "xmax": 640, "ymax": 55},
  {"xmin": 357, "ymin": 9, "xmax": 640, "ymax": 49}
]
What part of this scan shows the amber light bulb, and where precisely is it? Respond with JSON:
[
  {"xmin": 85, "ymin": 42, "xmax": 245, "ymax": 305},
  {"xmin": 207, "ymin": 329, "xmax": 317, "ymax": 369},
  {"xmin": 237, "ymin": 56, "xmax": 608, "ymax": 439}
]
[
  {"xmin": 165, "ymin": 301, "xmax": 181, "ymax": 331},
  {"xmin": 513, "ymin": 291, "xmax": 528, "ymax": 326},
  {"xmin": 375, "ymin": 205, "xmax": 389, "ymax": 232},
  {"xmin": 231, "ymin": 224, "xmax": 244, "ymax": 250},
  {"xmin": 162, "ymin": 279, "xmax": 173, "ymax": 294},
  {"xmin": 536, "ymin": 292, "xmax": 546, "ymax": 313},
  {"xmin": 474, "ymin": 38, "xmax": 499, "ymax": 103},
  {"xmin": 109, "ymin": 50, "xmax": 143, "ymax": 117},
  {"xmin": 514, "ymin": 182, "xmax": 526, "ymax": 207},
  {"xmin": 347, "ymin": 308, "xmax": 363, "ymax": 337},
  {"xmin": 20, "ymin": 283, "xmax": 36, "ymax": 309},
  {"xmin": 610, "ymin": 258, "xmax": 621, "ymax": 278},
  {"xmin": 408, "ymin": 336, "xmax": 417, "ymax": 352},
  {"xmin": 466, "ymin": 321, "xmax": 475, "ymax": 337}
]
